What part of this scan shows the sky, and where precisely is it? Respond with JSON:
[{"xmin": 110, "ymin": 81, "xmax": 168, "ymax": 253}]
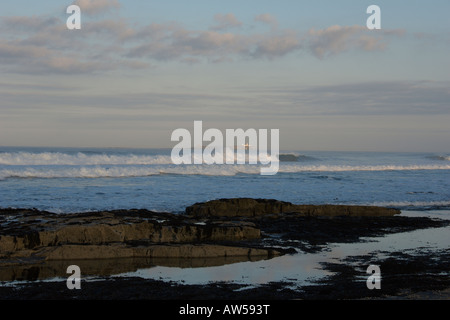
[{"xmin": 0, "ymin": 0, "xmax": 449, "ymax": 152}]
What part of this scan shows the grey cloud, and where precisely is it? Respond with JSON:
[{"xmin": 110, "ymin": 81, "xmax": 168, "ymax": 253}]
[
  {"xmin": 2, "ymin": 80, "xmax": 449, "ymax": 146},
  {"xmin": 0, "ymin": 39, "xmax": 110, "ymax": 74},
  {"xmin": 245, "ymin": 81, "xmax": 450, "ymax": 117},
  {"xmin": 1, "ymin": 16, "xmax": 59, "ymax": 31},
  {"xmin": 4, "ymin": 79, "xmax": 448, "ymax": 119}
]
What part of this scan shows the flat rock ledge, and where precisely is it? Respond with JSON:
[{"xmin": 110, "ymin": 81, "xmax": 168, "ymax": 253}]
[
  {"xmin": 0, "ymin": 208, "xmax": 273, "ymax": 265},
  {"xmin": 0, "ymin": 198, "xmax": 401, "ymax": 267}
]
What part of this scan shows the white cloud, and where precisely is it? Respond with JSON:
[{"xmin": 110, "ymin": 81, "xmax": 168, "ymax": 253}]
[
  {"xmin": 255, "ymin": 14, "xmax": 278, "ymax": 28},
  {"xmin": 253, "ymin": 30, "xmax": 301, "ymax": 59},
  {"xmin": 211, "ymin": 13, "xmax": 242, "ymax": 31}
]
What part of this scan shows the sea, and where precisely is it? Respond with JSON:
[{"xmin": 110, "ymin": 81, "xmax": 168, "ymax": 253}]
[
  {"xmin": 1, "ymin": 146, "xmax": 449, "ymax": 290},
  {"xmin": 0, "ymin": 146, "xmax": 449, "ymax": 214}
]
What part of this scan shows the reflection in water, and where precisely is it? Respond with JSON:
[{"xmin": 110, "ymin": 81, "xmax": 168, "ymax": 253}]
[
  {"xmin": 122, "ymin": 251, "xmax": 331, "ymax": 286},
  {"xmin": 113, "ymin": 211, "xmax": 450, "ymax": 286},
  {"xmin": 0, "ymin": 255, "xmax": 272, "ymax": 282}
]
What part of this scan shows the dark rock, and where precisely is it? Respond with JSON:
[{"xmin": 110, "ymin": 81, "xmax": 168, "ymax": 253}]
[
  {"xmin": 1, "ymin": 198, "xmax": 449, "ymax": 300},
  {"xmin": 186, "ymin": 198, "xmax": 401, "ymax": 217}
]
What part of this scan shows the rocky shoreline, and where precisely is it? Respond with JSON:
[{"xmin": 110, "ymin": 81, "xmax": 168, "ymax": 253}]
[{"xmin": 1, "ymin": 198, "xmax": 449, "ymax": 300}]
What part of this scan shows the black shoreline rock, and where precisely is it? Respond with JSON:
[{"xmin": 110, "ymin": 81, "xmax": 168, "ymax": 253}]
[
  {"xmin": 0, "ymin": 199, "xmax": 438, "ymax": 268},
  {"xmin": 1, "ymin": 198, "xmax": 448, "ymax": 300}
]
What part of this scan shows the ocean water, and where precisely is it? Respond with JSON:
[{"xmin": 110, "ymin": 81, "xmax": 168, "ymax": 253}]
[{"xmin": 1, "ymin": 146, "xmax": 449, "ymax": 214}]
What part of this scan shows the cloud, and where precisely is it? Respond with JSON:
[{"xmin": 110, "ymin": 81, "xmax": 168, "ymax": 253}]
[
  {"xmin": 306, "ymin": 25, "xmax": 402, "ymax": 59},
  {"xmin": 126, "ymin": 25, "xmax": 250, "ymax": 61},
  {"xmin": 254, "ymin": 14, "xmax": 278, "ymax": 28},
  {"xmin": 244, "ymin": 81, "xmax": 450, "ymax": 117},
  {"xmin": 0, "ymin": 40, "xmax": 95, "ymax": 74},
  {"xmin": 3, "ymin": 80, "xmax": 448, "ymax": 145},
  {"xmin": 253, "ymin": 30, "xmax": 301, "ymax": 59},
  {"xmin": 0, "ymin": 11, "xmax": 407, "ymax": 75},
  {"xmin": 125, "ymin": 23, "xmax": 401, "ymax": 62},
  {"xmin": 0, "ymin": 41, "xmax": 107, "ymax": 74},
  {"xmin": 1, "ymin": 16, "xmax": 59, "ymax": 31},
  {"xmin": 84, "ymin": 19, "xmax": 136, "ymax": 41},
  {"xmin": 211, "ymin": 13, "xmax": 242, "ymax": 31},
  {"xmin": 73, "ymin": 0, "xmax": 120, "ymax": 15},
  {"xmin": 2, "ymin": 78, "xmax": 449, "ymax": 151},
  {"xmin": 0, "ymin": 14, "xmax": 144, "ymax": 74}
]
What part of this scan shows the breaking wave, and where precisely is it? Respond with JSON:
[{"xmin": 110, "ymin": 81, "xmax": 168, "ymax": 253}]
[
  {"xmin": 1, "ymin": 163, "xmax": 450, "ymax": 180},
  {"xmin": 1, "ymin": 151, "xmax": 449, "ymax": 180},
  {"xmin": 0, "ymin": 152, "xmax": 173, "ymax": 166},
  {"xmin": 0, "ymin": 151, "xmax": 320, "ymax": 166}
]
